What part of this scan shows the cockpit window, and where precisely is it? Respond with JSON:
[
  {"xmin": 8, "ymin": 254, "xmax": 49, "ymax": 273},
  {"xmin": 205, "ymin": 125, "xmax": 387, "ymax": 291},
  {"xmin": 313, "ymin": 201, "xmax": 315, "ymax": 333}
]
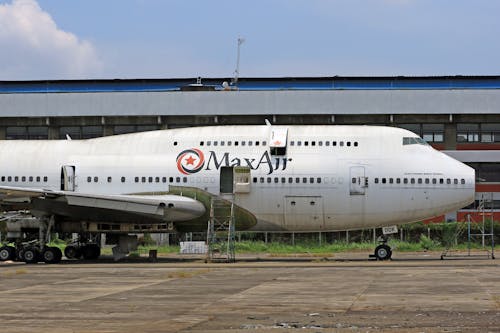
[{"xmin": 403, "ymin": 137, "xmax": 428, "ymax": 146}]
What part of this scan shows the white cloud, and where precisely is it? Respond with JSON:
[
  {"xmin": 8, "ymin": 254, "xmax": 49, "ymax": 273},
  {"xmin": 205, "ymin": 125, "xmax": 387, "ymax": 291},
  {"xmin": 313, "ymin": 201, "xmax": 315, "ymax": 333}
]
[{"xmin": 0, "ymin": 0, "xmax": 101, "ymax": 79}]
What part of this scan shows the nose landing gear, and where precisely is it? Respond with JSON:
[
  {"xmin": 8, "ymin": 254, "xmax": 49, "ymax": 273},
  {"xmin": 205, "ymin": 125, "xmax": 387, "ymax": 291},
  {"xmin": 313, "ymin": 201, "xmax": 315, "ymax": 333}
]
[{"xmin": 370, "ymin": 235, "xmax": 393, "ymax": 261}]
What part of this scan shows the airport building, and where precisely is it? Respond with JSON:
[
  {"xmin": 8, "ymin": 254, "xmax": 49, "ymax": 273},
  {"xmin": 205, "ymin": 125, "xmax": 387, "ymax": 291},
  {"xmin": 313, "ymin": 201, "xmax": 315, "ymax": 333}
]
[{"xmin": 1, "ymin": 76, "xmax": 500, "ymax": 223}]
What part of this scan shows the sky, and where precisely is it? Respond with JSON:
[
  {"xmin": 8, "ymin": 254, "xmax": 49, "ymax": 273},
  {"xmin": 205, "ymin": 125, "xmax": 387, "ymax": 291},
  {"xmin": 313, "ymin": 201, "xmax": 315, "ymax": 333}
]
[{"xmin": 0, "ymin": 0, "xmax": 499, "ymax": 80}]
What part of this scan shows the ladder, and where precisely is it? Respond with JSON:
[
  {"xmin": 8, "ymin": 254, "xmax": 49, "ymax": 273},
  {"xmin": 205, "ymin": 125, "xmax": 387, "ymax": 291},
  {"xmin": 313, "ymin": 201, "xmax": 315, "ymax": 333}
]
[{"xmin": 206, "ymin": 196, "xmax": 236, "ymax": 263}]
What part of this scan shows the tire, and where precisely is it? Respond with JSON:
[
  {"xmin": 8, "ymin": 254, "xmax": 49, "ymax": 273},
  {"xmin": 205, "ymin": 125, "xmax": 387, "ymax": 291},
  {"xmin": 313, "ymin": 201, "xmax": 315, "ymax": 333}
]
[
  {"xmin": 52, "ymin": 247, "xmax": 63, "ymax": 263},
  {"xmin": 0, "ymin": 246, "xmax": 15, "ymax": 261},
  {"xmin": 374, "ymin": 244, "xmax": 392, "ymax": 261},
  {"xmin": 23, "ymin": 247, "xmax": 39, "ymax": 264},
  {"xmin": 41, "ymin": 247, "xmax": 58, "ymax": 264},
  {"xmin": 64, "ymin": 245, "xmax": 81, "ymax": 259}
]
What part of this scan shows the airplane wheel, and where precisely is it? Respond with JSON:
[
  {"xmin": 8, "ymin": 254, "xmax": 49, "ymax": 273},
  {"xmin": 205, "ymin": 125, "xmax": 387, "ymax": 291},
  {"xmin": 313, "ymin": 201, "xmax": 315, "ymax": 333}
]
[
  {"xmin": 0, "ymin": 246, "xmax": 16, "ymax": 261},
  {"xmin": 374, "ymin": 244, "xmax": 392, "ymax": 261},
  {"xmin": 64, "ymin": 245, "xmax": 81, "ymax": 259},
  {"xmin": 52, "ymin": 247, "xmax": 63, "ymax": 263},
  {"xmin": 42, "ymin": 247, "xmax": 58, "ymax": 264},
  {"xmin": 23, "ymin": 247, "xmax": 39, "ymax": 264}
]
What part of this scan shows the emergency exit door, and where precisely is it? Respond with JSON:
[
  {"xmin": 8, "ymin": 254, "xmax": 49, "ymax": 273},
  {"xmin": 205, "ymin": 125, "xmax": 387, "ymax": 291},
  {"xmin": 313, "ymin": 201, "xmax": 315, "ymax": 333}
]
[
  {"xmin": 61, "ymin": 165, "xmax": 76, "ymax": 191},
  {"xmin": 350, "ymin": 166, "xmax": 368, "ymax": 195}
]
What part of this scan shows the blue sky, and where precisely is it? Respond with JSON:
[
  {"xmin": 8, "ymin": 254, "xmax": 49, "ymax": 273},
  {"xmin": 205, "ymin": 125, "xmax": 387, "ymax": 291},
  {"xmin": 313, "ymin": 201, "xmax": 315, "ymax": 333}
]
[{"xmin": 1, "ymin": 0, "xmax": 499, "ymax": 80}]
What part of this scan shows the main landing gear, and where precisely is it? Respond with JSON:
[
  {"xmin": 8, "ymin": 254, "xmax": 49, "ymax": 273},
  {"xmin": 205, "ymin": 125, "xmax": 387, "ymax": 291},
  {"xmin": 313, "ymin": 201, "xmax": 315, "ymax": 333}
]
[{"xmin": 370, "ymin": 235, "xmax": 393, "ymax": 261}]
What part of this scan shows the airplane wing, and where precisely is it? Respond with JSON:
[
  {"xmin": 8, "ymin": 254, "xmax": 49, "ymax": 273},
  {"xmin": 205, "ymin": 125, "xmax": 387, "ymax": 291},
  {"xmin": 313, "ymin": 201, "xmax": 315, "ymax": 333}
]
[{"xmin": 0, "ymin": 186, "xmax": 205, "ymax": 222}]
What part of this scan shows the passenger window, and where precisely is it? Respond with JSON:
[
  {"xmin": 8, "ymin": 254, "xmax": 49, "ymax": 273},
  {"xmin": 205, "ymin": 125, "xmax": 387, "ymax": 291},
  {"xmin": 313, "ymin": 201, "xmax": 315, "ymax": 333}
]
[
  {"xmin": 235, "ymin": 141, "xmax": 239, "ymax": 146},
  {"xmin": 461, "ymin": 179, "xmax": 465, "ymax": 184},
  {"xmin": 93, "ymin": 177, "xmax": 98, "ymax": 183},
  {"xmin": 347, "ymin": 142, "xmax": 351, "ymax": 147},
  {"xmin": 296, "ymin": 177, "xmax": 300, "ymax": 183},
  {"xmin": 148, "ymin": 177, "xmax": 153, "ymax": 183},
  {"xmin": 454, "ymin": 179, "xmax": 458, "ymax": 184},
  {"xmin": 319, "ymin": 141, "xmax": 323, "ymax": 146},
  {"xmin": 142, "ymin": 177, "xmax": 146, "ymax": 183},
  {"xmin": 43, "ymin": 176, "xmax": 48, "ymax": 182},
  {"xmin": 21, "ymin": 176, "xmax": 26, "ymax": 182},
  {"xmin": 248, "ymin": 141, "xmax": 252, "ymax": 146},
  {"xmin": 382, "ymin": 178, "xmax": 386, "ymax": 184},
  {"xmin": 274, "ymin": 177, "xmax": 278, "ymax": 183},
  {"xmin": 121, "ymin": 177, "xmax": 126, "ymax": 183},
  {"xmin": 304, "ymin": 141, "xmax": 309, "ymax": 146},
  {"xmin": 87, "ymin": 176, "xmax": 92, "ymax": 183},
  {"xmin": 213, "ymin": 141, "xmax": 218, "ymax": 146},
  {"xmin": 310, "ymin": 177, "xmax": 314, "ymax": 183},
  {"xmin": 176, "ymin": 177, "xmax": 180, "ymax": 183},
  {"xmin": 207, "ymin": 141, "xmax": 211, "ymax": 146},
  {"xmin": 281, "ymin": 177, "xmax": 286, "ymax": 183},
  {"xmin": 354, "ymin": 142, "xmax": 358, "ymax": 147},
  {"xmin": 169, "ymin": 177, "xmax": 173, "ymax": 182},
  {"xmin": 262, "ymin": 141, "xmax": 266, "ymax": 146},
  {"xmin": 7, "ymin": 176, "xmax": 12, "ymax": 182},
  {"xmin": 162, "ymin": 177, "xmax": 167, "ymax": 183},
  {"xmin": 317, "ymin": 177, "xmax": 321, "ymax": 183},
  {"xmin": 228, "ymin": 141, "xmax": 232, "ymax": 146},
  {"xmin": 411, "ymin": 178, "xmax": 415, "ymax": 184},
  {"xmin": 288, "ymin": 177, "xmax": 293, "ymax": 183},
  {"xmin": 267, "ymin": 177, "xmax": 271, "ymax": 183},
  {"xmin": 155, "ymin": 177, "xmax": 160, "ymax": 183},
  {"xmin": 340, "ymin": 141, "xmax": 344, "ymax": 147},
  {"xmin": 183, "ymin": 177, "xmax": 187, "ymax": 183},
  {"xmin": 333, "ymin": 141, "xmax": 337, "ymax": 146},
  {"xmin": 425, "ymin": 178, "xmax": 430, "ymax": 184},
  {"xmin": 221, "ymin": 141, "xmax": 225, "ymax": 146},
  {"xmin": 200, "ymin": 141, "xmax": 204, "ymax": 146},
  {"xmin": 1, "ymin": 176, "xmax": 4, "ymax": 182},
  {"xmin": 325, "ymin": 141, "xmax": 330, "ymax": 146},
  {"xmin": 242, "ymin": 141, "xmax": 246, "ymax": 146},
  {"xmin": 14, "ymin": 176, "xmax": 18, "ymax": 182},
  {"xmin": 255, "ymin": 141, "xmax": 260, "ymax": 146},
  {"xmin": 389, "ymin": 178, "xmax": 394, "ymax": 184},
  {"xmin": 312, "ymin": 141, "xmax": 316, "ymax": 146},
  {"xmin": 107, "ymin": 177, "xmax": 112, "ymax": 183},
  {"xmin": 36, "ymin": 176, "xmax": 40, "ymax": 182},
  {"xmin": 404, "ymin": 178, "xmax": 408, "ymax": 184},
  {"xmin": 253, "ymin": 177, "xmax": 257, "ymax": 183},
  {"xmin": 29, "ymin": 176, "xmax": 33, "ymax": 182},
  {"xmin": 260, "ymin": 177, "xmax": 264, "ymax": 183},
  {"xmin": 290, "ymin": 141, "xmax": 295, "ymax": 146},
  {"xmin": 396, "ymin": 178, "xmax": 401, "ymax": 184},
  {"xmin": 297, "ymin": 141, "xmax": 302, "ymax": 146},
  {"xmin": 439, "ymin": 178, "xmax": 444, "ymax": 184},
  {"xmin": 418, "ymin": 178, "xmax": 422, "ymax": 184},
  {"xmin": 352, "ymin": 177, "xmax": 356, "ymax": 184},
  {"xmin": 135, "ymin": 177, "xmax": 139, "ymax": 183},
  {"xmin": 375, "ymin": 178, "xmax": 379, "ymax": 184},
  {"xmin": 447, "ymin": 178, "xmax": 451, "ymax": 184},
  {"xmin": 432, "ymin": 178, "xmax": 437, "ymax": 184},
  {"xmin": 302, "ymin": 177, "xmax": 307, "ymax": 183}
]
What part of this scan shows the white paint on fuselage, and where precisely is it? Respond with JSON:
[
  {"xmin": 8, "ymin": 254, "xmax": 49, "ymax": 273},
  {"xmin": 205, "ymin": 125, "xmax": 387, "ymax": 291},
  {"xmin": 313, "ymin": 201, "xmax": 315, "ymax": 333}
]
[{"xmin": 0, "ymin": 125, "xmax": 475, "ymax": 231}]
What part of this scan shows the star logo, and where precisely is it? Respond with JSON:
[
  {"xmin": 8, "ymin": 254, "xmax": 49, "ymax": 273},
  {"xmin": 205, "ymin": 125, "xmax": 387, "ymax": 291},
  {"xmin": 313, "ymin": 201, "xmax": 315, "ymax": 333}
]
[{"xmin": 176, "ymin": 149, "xmax": 205, "ymax": 175}]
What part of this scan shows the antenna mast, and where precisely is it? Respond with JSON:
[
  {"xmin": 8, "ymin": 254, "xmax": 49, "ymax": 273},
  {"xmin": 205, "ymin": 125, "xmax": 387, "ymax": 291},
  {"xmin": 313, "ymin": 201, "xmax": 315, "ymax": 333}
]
[{"xmin": 232, "ymin": 37, "xmax": 245, "ymax": 86}]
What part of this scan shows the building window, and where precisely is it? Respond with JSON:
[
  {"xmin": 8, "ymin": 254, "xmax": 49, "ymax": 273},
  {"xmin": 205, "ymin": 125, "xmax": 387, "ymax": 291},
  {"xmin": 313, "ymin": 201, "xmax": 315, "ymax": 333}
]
[
  {"xmin": 480, "ymin": 123, "xmax": 500, "ymax": 143},
  {"xmin": 457, "ymin": 124, "xmax": 479, "ymax": 142},
  {"xmin": 422, "ymin": 124, "xmax": 444, "ymax": 143}
]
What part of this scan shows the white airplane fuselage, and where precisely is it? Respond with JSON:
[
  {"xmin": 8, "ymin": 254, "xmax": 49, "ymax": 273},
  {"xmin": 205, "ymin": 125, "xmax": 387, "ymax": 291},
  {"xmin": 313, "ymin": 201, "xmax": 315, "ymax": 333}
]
[{"xmin": 0, "ymin": 125, "xmax": 475, "ymax": 232}]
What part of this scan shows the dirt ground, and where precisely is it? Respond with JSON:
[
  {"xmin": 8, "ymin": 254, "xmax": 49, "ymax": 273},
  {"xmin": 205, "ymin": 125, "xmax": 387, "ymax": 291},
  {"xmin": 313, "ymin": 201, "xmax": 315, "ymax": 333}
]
[{"xmin": 0, "ymin": 251, "xmax": 499, "ymax": 332}]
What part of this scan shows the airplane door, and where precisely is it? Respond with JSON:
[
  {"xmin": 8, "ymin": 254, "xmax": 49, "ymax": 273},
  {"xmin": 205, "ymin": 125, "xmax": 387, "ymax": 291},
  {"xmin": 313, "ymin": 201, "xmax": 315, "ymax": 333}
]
[
  {"xmin": 220, "ymin": 166, "xmax": 234, "ymax": 194},
  {"xmin": 284, "ymin": 196, "xmax": 324, "ymax": 230},
  {"xmin": 61, "ymin": 165, "xmax": 76, "ymax": 191},
  {"xmin": 350, "ymin": 166, "xmax": 368, "ymax": 195}
]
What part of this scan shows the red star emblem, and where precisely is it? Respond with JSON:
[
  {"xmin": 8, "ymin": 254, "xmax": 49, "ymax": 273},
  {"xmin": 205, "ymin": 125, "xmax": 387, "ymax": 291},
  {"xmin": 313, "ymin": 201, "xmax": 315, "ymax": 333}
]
[{"xmin": 185, "ymin": 155, "xmax": 196, "ymax": 165}]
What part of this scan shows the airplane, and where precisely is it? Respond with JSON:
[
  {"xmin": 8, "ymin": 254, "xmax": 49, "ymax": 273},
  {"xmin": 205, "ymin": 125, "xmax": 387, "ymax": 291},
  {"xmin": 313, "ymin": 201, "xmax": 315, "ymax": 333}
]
[{"xmin": 0, "ymin": 124, "xmax": 475, "ymax": 263}]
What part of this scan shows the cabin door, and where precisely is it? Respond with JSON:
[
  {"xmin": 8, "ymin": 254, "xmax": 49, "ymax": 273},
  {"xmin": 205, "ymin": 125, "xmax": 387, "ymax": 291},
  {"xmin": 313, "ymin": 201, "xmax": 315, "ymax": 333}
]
[
  {"xmin": 61, "ymin": 165, "xmax": 76, "ymax": 191},
  {"xmin": 220, "ymin": 166, "xmax": 234, "ymax": 194},
  {"xmin": 350, "ymin": 166, "xmax": 368, "ymax": 195}
]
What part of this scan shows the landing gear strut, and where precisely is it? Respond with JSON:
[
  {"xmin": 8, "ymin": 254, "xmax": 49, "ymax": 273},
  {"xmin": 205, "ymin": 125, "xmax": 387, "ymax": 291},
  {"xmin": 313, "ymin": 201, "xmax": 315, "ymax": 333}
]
[{"xmin": 371, "ymin": 235, "xmax": 392, "ymax": 261}]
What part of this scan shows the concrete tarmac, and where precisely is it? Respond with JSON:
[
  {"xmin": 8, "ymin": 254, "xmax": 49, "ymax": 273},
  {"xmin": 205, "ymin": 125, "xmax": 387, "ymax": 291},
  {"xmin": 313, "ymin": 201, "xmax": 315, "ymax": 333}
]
[{"xmin": 0, "ymin": 252, "xmax": 499, "ymax": 332}]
